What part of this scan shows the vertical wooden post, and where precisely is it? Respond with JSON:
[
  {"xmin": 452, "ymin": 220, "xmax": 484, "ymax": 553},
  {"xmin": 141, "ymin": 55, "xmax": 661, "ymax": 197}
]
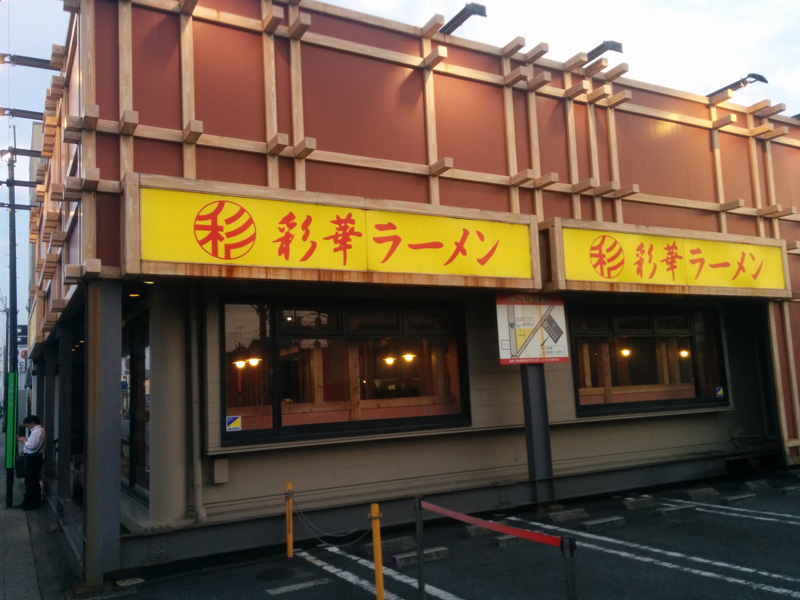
[
  {"xmin": 285, "ymin": 481, "xmax": 294, "ymax": 558},
  {"xmin": 370, "ymin": 503, "xmax": 384, "ymax": 600}
]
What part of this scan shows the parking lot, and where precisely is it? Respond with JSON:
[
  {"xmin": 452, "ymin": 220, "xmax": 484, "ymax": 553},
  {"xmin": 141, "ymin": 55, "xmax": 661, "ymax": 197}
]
[{"xmin": 102, "ymin": 470, "xmax": 800, "ymax": 600}]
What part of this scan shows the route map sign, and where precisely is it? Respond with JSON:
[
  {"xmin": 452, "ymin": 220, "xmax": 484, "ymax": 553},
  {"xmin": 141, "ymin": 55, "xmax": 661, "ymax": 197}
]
[{"xmin": 496, "ymin": 295, "xmax": 569, "ymax": 365}]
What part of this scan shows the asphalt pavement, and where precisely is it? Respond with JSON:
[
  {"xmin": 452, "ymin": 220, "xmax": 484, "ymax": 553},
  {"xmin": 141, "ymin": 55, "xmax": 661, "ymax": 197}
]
[{"xmin": 4, "ymin": 430, "xmax": 800, "ymax": 600}]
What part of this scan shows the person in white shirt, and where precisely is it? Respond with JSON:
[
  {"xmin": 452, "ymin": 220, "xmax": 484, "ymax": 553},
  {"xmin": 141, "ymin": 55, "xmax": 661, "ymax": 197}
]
[{"xmin": 16, "ymin": 415, "xmax": 46, "ymax": 510}]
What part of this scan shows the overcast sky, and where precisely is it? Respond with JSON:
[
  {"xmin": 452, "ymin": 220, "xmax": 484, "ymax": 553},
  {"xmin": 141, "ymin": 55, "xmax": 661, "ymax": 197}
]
[{"xmin": 1, "ymin": 0, "xmax": 798, "ymax": 322}]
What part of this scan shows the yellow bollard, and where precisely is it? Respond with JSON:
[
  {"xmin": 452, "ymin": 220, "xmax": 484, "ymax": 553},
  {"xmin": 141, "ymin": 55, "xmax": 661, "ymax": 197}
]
[
  {"xmin": 286, "ymin": 482, "xmax": 294, "ymax": 558},
  {"xmin": 370, "ymin": 503, "xmax": 384, "ymax": 600}
]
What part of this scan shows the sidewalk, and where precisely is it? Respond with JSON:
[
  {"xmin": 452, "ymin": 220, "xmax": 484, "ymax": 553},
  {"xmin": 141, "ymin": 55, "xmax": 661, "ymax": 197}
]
[
  {"xmin": 0, "ymin": 432, "xmax": 42, "ymax": 600},
  {"xmin": 0, "ymin": 432, "xmax": 82, "ymax": 600}
]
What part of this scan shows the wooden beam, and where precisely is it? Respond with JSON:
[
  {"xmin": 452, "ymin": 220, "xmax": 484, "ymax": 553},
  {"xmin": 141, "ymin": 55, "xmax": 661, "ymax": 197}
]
[
  {"xmin": 708, "ymin": 89, "xmax": 734, "ymax": 106},
  {"xmin": 712, "ymin": 114, "xmax": 737, "ymax": 129},
  {"xmin": 120, "ymin": 109, "xmax": 139, "ymax": 135},
  {"xmin": 525, "ymin": 42, "xmax": 548, "ymax": 63},
  {"xmin": 421, "ymin": 46, "xmax": 447, "ymax": 69},
  {"xmin": 565, "ymin": 80, "xmax": 590, "ymax": 100},
  {"xmin": 82, "ymin": 168, "xmax": 100, "ymax": 191},
  {"xmin": 63, "ymin": 0, "xmax": 80, "ymax": 14},
  {"xmin": 501, "ymin": 36, "xmax": 526, "ymax": 58},
  {"xmin": 293, "ymin": 137, "xmax": 316, "ymax": 158},
  {"xmin": 510, "ymin": 169, "xmax": 535, "ymax": 186},
  {"xmin": 612, "ymin": 184, "xmax": 639, "ymax": 199},
  {"xmin": 183, "ymin": 119, "xmax": 203, "ymax": 144},
  {"xmin": 288, "ymin": 12, "xmax": 311, "ymax": 39},
  {"xmin": 571, "ymin": 177, "xmax": 598, "ymax": 194},
  {"xmin": 787, "ymin": 241, "xmax": 800, "ymax": 255},
  {"xmin": 762, "ymin": 127, "xmax": 789, "ymax": 141},
  {"xmin": 430, "ymin": 157, "xmax": 453, "ymax": 176},
  {"xmin": 180, "ymin": 0, "xmax": 199, "ymax": 15},
  {"xmin": 602, "ymin": 62, "xmax": 628, "ymax": 82},
  {"xmin": 528, "ymin": 71, "xmax": 551, "ymax": 92},
  {"xmin": 587, "ymin": 85, "xmax": 612, "ymax": 104},
  {"xmin": 757, "ymin": 204, "xmax": 784, "ymax": 216},
  {"xmin": 534, "ymin": 172, "xmax": 558, "ymax": 189},
  {"xmin": 263, "ymin": 5, "xmax": 285, "ymax": 33},
  {"xmin": 750, "ymin": 123, "xmax": 773, "ymax": 137},
  {"xmin": 82, "ymin": 104, "xmax": 99, "ymax": 130},
  {"xmin": 592, "ymin": 181, "xmax": 619, "ymax": 196},
  {"xmin": 582, "ymin": 57, "xmax": 608, "ymax": 78},
  {"xmin": 504, "ymin": 66, "xmax": 528, "ymax": 87},
  {"xmin": 422, "ymin": 14, "xmax": 444, "ymax": 38},
  {"xmin": 267, "ymin": 133, "xmax": 289, "ymax": 155},
  {"xmin": 753, "ymin": 102, "xmax": 785, "ymax": 118},
  {"xmin": 64, "ymin": 177, "xmax": 82, "ymax": 201},
  {"xmin": 718, "ymin": 199, "xmax": 744, "ymax": 212},
  {"xmin": 563, "ymin": 52, "xmax": 588, "ymax": 72},
  {"xmin": 607, "ymin": 90, "xmax": 631, "ymax": 108}
]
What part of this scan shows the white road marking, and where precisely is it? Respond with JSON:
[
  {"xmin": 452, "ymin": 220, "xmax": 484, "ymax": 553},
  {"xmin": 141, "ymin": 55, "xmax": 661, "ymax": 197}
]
[
  {"xmin": 296, "ymin": 550, "xmax": 404, "ymax": 600},
  {"xmin": 267, "ymin": 578, "xmax": 332, "ymax": 595},
  {"xmin": 667, "ymin": 499, "xmax": 800, "ymax": 523},
  {"xmin": 576, "ymin": 540, "xmax": 800, "ymax": 598},
  {"xmin": 326, "ymin": 546, "xmax": 466, "ymax": 600},
  {"xmin": 509, "ymin": 516, "xmax": 800, "ymax": 587}
]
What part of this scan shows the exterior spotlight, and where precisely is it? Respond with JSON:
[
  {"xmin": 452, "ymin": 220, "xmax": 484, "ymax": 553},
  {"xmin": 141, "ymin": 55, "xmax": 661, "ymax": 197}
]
[
  {"xmin": 440, "ymin": 3, "xmax": 486, "ymax": 35},
  {"xmin": 679, "ymin": 350, "xmax": 690, "ymax": 358},
  {"xmin": 247, "ymin": 358, "xmax": 260, "ymax": 366},
  {"xmin": 384, "ymin": 357, "xmax": 396, "ymax": 365},
  {"xmin": 620, "ymin": 348, "xmax": 631, "ymax": 357},
  {"xmin": 586, "ymin": 40, "xmax": 623, "ymax": 62},
  {"xmin": 708, "ymin": 73, "xmax": 768, "ymax": 98},
  {"xmin": 235, "ymin": 360, "xmax": 246, "ymax": 369},
  {"xmin": 402, "ymin": 353, "xmax": 416, "ymax": 362}
]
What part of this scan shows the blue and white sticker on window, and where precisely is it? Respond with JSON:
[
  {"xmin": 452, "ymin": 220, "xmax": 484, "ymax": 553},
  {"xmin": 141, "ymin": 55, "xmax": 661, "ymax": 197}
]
[
  {"xmin": 715, "ymin": 387, "xmax": 724, "ymax": 398},
  {"xmin": 226, "ymin": 416, "xmax": 242, "ymax": 431}
]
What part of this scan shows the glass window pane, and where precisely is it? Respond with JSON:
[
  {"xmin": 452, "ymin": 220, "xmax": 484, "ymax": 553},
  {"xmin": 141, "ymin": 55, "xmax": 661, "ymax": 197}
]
[
  {"xmin": 406, "ymin": 310, "xmax": 456, "ymax": 333},
  {"xmin": 574, "ymin": 306, "xmax": 724, "ymax": 410},
  {"xmin": 225, "ymin": 304, "xmax": 272, "ymax": 431},
  {"xmin": 281, "ymin": 309, "xmax": 339, "ymax": 333},
  {"xmin": 348, "ymin": 309, "xmax": 401, "ymax": 333}
]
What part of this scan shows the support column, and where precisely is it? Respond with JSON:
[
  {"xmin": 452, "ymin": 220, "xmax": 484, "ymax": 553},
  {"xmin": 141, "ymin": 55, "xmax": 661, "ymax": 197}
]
[
  {"xmin": 148, "ymin": 285, "xmax": 188, "ymax": 522},
  {"xmin": 521, "ymin": 364, "xmax": 554, "ymax": 504},
  {"xmin": 84, "ymin": 280, "xmax": 122, "ymax": 586},
  {"xmin": 42, "ymin": 344, "xmax": 57, "ymax": 480},
  {"xmin": 57, "ymin": 326, "xmax": 73, "ymax": 502}
]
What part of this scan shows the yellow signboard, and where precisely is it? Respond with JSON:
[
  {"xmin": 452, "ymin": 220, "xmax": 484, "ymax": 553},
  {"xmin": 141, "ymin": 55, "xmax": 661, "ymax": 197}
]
[
  {"xmin": 140, "ymin": 189, "xmax": 532, "ymax": 279},
  {"xmin": 563, "ymin": 228, "xmax": 785, "ymax": 290}
]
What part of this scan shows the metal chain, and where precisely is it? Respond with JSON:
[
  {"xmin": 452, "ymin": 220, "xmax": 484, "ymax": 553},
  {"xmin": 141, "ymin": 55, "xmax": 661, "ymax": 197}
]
[{"xmin": 293, "ymin": 500, "xmax": 372, "ymax": 548}]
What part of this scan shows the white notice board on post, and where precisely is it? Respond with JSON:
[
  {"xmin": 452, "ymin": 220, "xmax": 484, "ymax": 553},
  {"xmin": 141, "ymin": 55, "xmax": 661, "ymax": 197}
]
[{"xmin": 496, "ymin": 294, "xmax": 569, "ymax": 364}]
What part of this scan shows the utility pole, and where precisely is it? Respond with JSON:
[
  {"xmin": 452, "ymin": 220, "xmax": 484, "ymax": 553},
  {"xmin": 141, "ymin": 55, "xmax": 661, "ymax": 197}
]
[{"xmin": 2, "ymin": 129, "xmax": 19, "ymax": 508}]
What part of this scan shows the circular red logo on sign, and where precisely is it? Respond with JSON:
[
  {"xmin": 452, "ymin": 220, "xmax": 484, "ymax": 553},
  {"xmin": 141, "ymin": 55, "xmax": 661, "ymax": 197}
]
[
  {"xmin": 194, "ymin": 200, "xmax": 257, "ymax": 260},
  {"xmin": 589, "ymin": 235, "xmax": 624, "ymax": 279}
]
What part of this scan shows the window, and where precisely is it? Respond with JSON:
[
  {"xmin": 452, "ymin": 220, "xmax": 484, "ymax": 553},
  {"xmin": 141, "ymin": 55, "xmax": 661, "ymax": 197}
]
[
  {"xmin": 222, "ymin": 301, "xmax": 467, "ymax": 443},
  {"xmin": 121, "ymin": 313, "xmax": 150, "ymax": 496},
  {"xmin": 570, "ymin": 304, "xmax": 727, "ymax": 415}
]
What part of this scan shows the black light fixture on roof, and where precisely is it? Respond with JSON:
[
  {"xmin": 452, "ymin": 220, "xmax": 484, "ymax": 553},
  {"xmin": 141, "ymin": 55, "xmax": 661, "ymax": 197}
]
[
  {"xmin": 707, "ymin": 73, "xmax": 768, "ymax": 98},
  {"xmin": 586, "ymin": 40, "xmax": 623, "ymax": 62},
  {"xmin": 0, "ymin": 108, "xmax": 45, "ymax": 121},
  {"xmin": 0, "ymin": 53, "xmax": 58, "ymax": 71},
  {"xmin": 440, "ymin": 3, "xmax": 486, "ymax": 35}
]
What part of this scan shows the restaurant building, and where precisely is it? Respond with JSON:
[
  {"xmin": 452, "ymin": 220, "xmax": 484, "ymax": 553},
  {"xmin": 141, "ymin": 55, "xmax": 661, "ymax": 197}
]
[{"xmin": 27, "ymin": 0, "xmax": 800, "ymax": 585}]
